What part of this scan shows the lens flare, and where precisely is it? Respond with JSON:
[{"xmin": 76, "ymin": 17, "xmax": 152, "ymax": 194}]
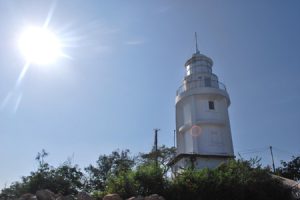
[{"xmin": 191, "ymin": 125, "xmax": 202, "ymax": 137}]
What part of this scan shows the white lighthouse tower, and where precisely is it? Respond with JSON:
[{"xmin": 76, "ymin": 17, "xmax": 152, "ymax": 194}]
[{"xmin": 170, "ymin": 37, "xmax": 234, "ymax": 172}]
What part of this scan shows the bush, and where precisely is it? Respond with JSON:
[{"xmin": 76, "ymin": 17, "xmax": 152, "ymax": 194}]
[
  {"xmin": 134, "ymin": 163, "xmax": 166, "ymax": 196},
  {"xmin": 105, "ymin": 163, "xmax": 166, "ymax": 198},
  {"xmin": 91, "ymin": 190, "xmax": 107, "ymax": 200},
  {"xmin": 167, "ymin": 160, "xmax": 291, "ymax": 200},
  {"xmin": 0, "ymin": 149, "xmax": 292, "ymax": 200},
  {"xmin": 105, "ymin": 171, "xmax": 137, "ymax": 199}
]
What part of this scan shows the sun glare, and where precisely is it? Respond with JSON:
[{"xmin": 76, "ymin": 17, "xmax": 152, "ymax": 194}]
[{"xmin": 19, "ymin": 26, "xmax": 62, "ymax": 65}]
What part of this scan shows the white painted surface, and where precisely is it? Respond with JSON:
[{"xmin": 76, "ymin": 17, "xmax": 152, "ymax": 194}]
[{"xmin": 173, "ymin": 52, "xmax": 234, "ymax": 171}]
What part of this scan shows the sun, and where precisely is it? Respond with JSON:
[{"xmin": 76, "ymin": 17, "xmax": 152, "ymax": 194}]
[{"xmin": 19, "ymin": 26, "xmax": 62, "ymax": 65}]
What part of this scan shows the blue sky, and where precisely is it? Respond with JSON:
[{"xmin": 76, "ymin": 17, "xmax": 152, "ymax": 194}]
[{"xmin": 1, "ymin": 0, "xmax": 300, "ymax": 188}]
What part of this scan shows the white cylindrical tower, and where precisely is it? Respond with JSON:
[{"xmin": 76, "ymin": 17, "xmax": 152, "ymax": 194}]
[{"xmin": 170, "ymin": 49, "xmax": 234, "ymax": 172}]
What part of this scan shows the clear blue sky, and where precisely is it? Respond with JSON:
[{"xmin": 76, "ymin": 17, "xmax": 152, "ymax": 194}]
[{"xmin": 0, "ymin": 0, "xmax": 300, "ymax": 188}]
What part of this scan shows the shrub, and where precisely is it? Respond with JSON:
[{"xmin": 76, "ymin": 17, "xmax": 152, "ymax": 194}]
[
  {"xmin": 105, "ymin": 171, "xmax": 137, "ymax": 199},
  {"xmin": 167, "ymin": 160, "xmax": 291, "ymax": 200}
]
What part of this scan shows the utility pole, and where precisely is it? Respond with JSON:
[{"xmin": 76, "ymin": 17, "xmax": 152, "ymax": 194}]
[
  {"xmin": 154, "ymin": 128, "xmax": 160, "ymax": 167},
  {"xmin": 269, "ymin": 146, "xmax": 276, "ymax": 173},
  {"xmin": 173, "ymin": 129, "xmax": 176, "ymax": 148}
]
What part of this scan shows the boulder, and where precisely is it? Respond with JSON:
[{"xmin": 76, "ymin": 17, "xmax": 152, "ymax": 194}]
[
  {"xmin": 36, "ymin": 190, "xmax": 55, "ymax": 200},
  {"xmin": 103, "ymin": 194, "xmax": 122, "ymax": 200},
  {"xmin": 126, "ymin": 196, "xmax": 144, "ymax": 200},
  {"xmin": 77, "ymin": 192, "xmax": 94, "ymax": 200},
  {"xmin": 144, "ymin": 194, "xmax": 165, "ymax": 200},
  {"xmin": 18, "ymin": 193, "xmax": 37, "ymax": 200},
  {"xmin": 54, "ymin": 194, "xmax": 63, "ymax": 200},
  {"xmin": 56, "ymin": 195, "xmax": 75, "ymax": 200}
]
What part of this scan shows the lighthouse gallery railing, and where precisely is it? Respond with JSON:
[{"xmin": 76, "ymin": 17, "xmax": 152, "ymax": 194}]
[{"xmin": 176, "ymin": 80, "xmax": 227, "ymax": 96}]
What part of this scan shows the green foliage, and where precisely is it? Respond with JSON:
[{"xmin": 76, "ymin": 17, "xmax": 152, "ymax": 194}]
[
  {"xmin": 277, "ymin": 156, "xmax": 300, "ymax": 181},
  {"xmin": 0, "ymin": 148, "xmax": 293, "ymax": 200},
  {"xmin": 52, "ymin": 162, "xmax": 84, "ymax": 194},
  {"xmin": 104, "ymin": 163, "xmax": 166, "ymax": 198},
  {"xmin": 0, "ymin": 150, "xmax": 84, "ymax": 198},
  {"xmin": 134, "ymin": 163, "xmax": 166, "ymax": 196},
  {"xmin": 90, "ymin": 190, "xmax": 107, "ymax": 200},
  {"xmin": 138, "ymin": 145, "xmax": 176, "ymax": 174},
  {"xmin": 105, "ymin": 171, "xmax": 137, "ymax": 198},
  {"xmin": 0, "ymin": 181, "xmax": 25, "ymax": 199},
  {"xmin": 84, "ymin": 149, "xmax": 135, "ymax": 192},
  {"xmin": 168, "ymin": 160, "xmax": 290, "ymax": 200}
]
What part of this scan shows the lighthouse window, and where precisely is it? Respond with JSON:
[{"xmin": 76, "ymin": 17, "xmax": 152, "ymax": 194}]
[
  {"xmin": 209, "ymin": 101, "xmax": 215, "ymax": 110},
  {"xmin": 205, "ymin": 77, "xmax": 211, "ymax": 87}
]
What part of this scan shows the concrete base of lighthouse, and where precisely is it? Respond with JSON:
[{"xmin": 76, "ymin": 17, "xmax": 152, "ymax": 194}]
[{"xmin": 169, "ymin": 153, "xmax": 234, "ymax": 175}]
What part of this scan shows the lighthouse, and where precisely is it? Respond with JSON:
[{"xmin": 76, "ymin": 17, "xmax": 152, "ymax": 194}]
[{"xmin": 170, "ymin": 37, "xmax": 234, "ymax": 172}]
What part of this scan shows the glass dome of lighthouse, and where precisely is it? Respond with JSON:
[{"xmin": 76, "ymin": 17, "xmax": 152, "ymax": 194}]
[
  {"xmin": 184, "ymin": 33, "xmax": 214, "ymax": 76},
  {"xmin": 185, "ymin": 51, "xmax": 214, "ymax": 76}
]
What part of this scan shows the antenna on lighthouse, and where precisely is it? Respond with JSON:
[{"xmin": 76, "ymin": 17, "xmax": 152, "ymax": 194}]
[{"xmin": 195, "ymin": 32, "xmax": 200, "ymax": 54}]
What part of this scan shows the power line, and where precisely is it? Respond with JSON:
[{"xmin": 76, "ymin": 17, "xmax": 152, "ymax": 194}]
[
  {"xmin": 272, "ymin": 146, "xmax": 295, "ymax": 156},
  {"xmin": 238, "ymin": 150, "xmax": 268, "ymax": 155},
  {"xmin": 237, "ymin": 147, "xmax": 269, "ymax": 154}
]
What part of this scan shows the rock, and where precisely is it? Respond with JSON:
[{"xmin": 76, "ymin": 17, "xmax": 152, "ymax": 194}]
[
  {"xmin": 36, "ymin": 190, "xmax": 56, "ymax": 200},
  {"xmin": 126, "ymin": 196, "xmax": 144, "ymax": 200},
  {"xmin": 144, "ymin": 194, "xmax": 165, "ymax": 200},
  {"xmin": 18, "ymin": 193, "xmax": 37, "ymax": 200},
  {"xmin": 77, "ymin": 192, "xmax": 94, "ymax": 200},
  {"xmin": 56, "ymin": 195, "xmax": 75, "ymax": 200},
  {"xmin": 54, "ymin": 194, "xmax": 63, "ymax": 200},
  {"xmin": 103, "ymin": 194, "xmax": 122, "ymax": 200}
]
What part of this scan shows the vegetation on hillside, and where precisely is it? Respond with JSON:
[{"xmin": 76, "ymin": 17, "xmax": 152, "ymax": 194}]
[
  {"xmin": 277, "ymin": 156, "xmax": 300, "ymax": 181},
  {"xmin": 0, "ymin": 146, "xmax": 298, "ymax": 200}
]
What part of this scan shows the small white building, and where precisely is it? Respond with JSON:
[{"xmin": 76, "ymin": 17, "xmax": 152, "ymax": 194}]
[{"xmin": 170, "ymin": 46, "xmax": 234, "ymax": 173}]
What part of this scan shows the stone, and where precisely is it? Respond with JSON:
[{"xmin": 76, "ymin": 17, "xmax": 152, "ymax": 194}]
[
  {"xmin": 18, "ymin": 193, "xmax": 37, "ymax": 200},
  {"xmin": 144, "ymin": 194, "xmax": 165, "ymax": 200},
  {"xmin": 36, "ymin": 190, "xmax": 55, "ymax": 200},
  {"xmin": 56, "ymin": 195, "xmax": 75, "ymax": 200},
  {"xmin": 103, "ymin": 194, "xmax": 122, "ymax": 200},
  {"xmin": 126, "ymin": 196, "xmax": 144, "ymax": 200},
  {"xmin": 77, "ymin": 192, "xmax": 94, "ymax": 200},
  {"xmin": 54, "ymin": 194, "xmax": 63, "ymax": 200}
]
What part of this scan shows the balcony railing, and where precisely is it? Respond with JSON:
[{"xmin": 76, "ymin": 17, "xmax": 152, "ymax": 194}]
[{"xmin": 176, "ymin": 79, "xmax": 227, "ymax": 96}]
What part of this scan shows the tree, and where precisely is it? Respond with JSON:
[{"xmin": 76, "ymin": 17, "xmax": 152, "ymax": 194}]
[
  {"xmin": 134, "ymin": 163, "xmax": 166, "ymax": 196},
  {"xmin": 101, "ymin": 146, "xmax": 175, "ymax": 199},
  {"xmin": 138, "ymin": 145, "xmax": 176, "ymax": 174},
  {"xmin": 35, "ymin": 149, "xmax": 49, "ymax": 171},
  {"xmin": 105, "ymin": 162, "xmax": 166, "ymax": 198},
  {"xmin": 168, "ymin": 160, "xmax": 290, "ymax": 200},
  {"xmin": 277, "ymin": 156, "xmax": 300, "ymax": 181},
  {"xmin": 105, "ymin": 171, "xmax": 137, "ymax": 199},
  {"xmin": 0, "ymin": 150, "xmax": 84, "ymax": 197},
  {"xmin": 84, "ymin": 149, "xmax": 135, "ymax": 191},
  {"xmin": 0, "ymin": 181, "xmax": 25, "ymax": 199},
  {"xmin": 52, "ymin": 161, "xmax": 84, "ymax": 195},
  {"xmin": 0, "ymin": 149, "xmax": 293, "ymax": 200},
  {"xmin": 22, "ymin": 150, "xmax": 84, "ymax": 195}
]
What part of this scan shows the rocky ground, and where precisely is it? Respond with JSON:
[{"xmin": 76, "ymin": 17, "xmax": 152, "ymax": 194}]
[{"xmin": 16, "ymin": 190, "xmax": 165, "ymax": 200}]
